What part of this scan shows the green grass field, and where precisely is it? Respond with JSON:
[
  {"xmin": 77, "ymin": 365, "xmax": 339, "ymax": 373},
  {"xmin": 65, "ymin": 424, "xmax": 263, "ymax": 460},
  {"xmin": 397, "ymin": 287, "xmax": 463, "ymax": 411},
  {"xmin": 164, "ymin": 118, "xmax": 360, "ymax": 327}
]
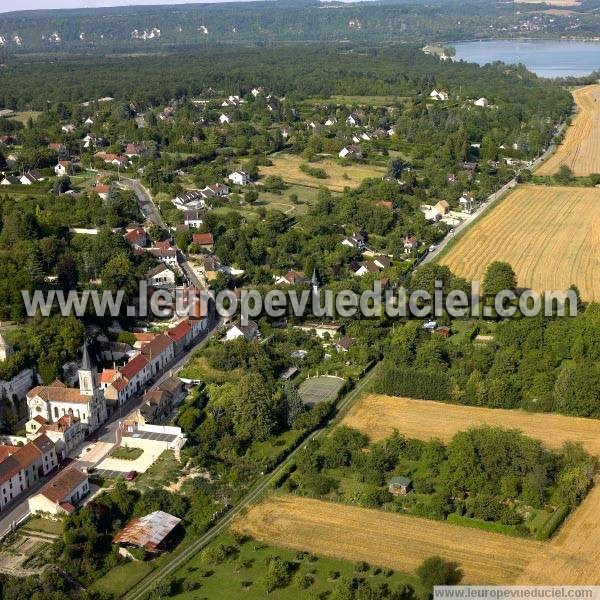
[
  {"xmin": 256, "ymin": 184, "xmax": 327, "ymax": 215},
  {"xmin": 167, "ymin": 532, "xmax": 422, "ymax": 599},
  {"xmin": 260, "ymin": 154, "xmax": 386, "ymax": 192},
  {"xmin": 110, "ymin": 446, "xmax": 144, "ymax": 461},
  {"xmin": 91, "ymin": 560, "xmax": 156, "ymax": 597},
  {"xmin": 302, "ymin": 95, "xmax": 404, "ymax": 107},
  {"xmin": 22, "ymin": 516, "xmax": 63, "ymax": 536},
  {"xmin": 9, "ymin": 111, "xmax": 42, "ymax": 125}
]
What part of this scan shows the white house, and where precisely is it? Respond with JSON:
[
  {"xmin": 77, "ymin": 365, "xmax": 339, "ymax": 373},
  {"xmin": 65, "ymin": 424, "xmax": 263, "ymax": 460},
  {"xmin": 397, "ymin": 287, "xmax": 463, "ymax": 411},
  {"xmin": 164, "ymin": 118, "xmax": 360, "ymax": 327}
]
[
  {"xmin": 225, "ymin": 321, "xmax": 259, "ymax": 342},
  {"xmin": 28, "ymin": 467, "xmax": 89, "ymax": 516},
  {"xmin": 61, "ymin": 124, "xmax": 77, "ymax": 133},
  {"xmin": 26, "ymin": 413, "xmax": 85, "ymax": 459},
  {"xmin": 341, "ymin": 233, "xmax": 366, "ymax": 250},
  {"xmin": 54, "ymin": 161, "xmax": 71, "ymax": 176},
  {"xmin": 430, "ymin": 89, "xmax": 449, "ymax": 101},
  {"xmin": 339, "ymin": 145, "xmax": 362, "ymax": 159},
  {"xmin": 228, "ymin": 170, "xmax": 251, "ymax": 186},
  {"xmin": 219, "ymin": 114, "xmax": 231, "ymax": 125},
  {"xmin": 459, "ymin": 192, "xmax": 475, "ymax": 211},
  {"xmin": 0, "ymin": 435, "xmax": 58, "ymax": 512},
  {"xmin": 346, "ymin": 114, "xmax": 361, "ymax": 127},
  {"xmin": 325, "ymin": 117, "xmax": 338, "ymax": 126},
  {"xmin": 474, "ymin": 97, "xmax": 489, "ymax": 108},
  {"xmin": 183, "ymin": 210, "xmax": 204, "ymax": 228},
  {"xmin": 147, "ymin": 264, "xmax": 176, "ymax": 289}
]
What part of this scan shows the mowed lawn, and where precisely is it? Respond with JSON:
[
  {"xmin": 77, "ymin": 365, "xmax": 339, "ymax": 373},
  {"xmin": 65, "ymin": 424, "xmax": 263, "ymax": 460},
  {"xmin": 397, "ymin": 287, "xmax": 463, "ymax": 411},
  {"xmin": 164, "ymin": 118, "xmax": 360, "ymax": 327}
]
[
  {"xmin": 439, "ymin": 185, "xmax": 600, "ymax": 301},
  {"xmin": 233, "ymin": 495, "xmax": 542, "ymax": 585},
  {"xmin": 260, "ymin": 154, "xmax": 386, "ymax": 192},
  {"xmin": 536, "ymin": 84, "xmax": 600, "ymax": 176}
]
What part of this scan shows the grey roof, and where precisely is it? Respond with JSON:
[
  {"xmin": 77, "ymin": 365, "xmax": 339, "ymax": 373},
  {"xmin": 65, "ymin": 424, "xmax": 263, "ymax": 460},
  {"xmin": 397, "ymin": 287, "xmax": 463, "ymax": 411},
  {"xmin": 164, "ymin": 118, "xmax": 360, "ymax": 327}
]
[
  {"xmin": 389, "ymin": 476, "xmax": 412, "ymax": 486},
  {"xmin": 81, "ymin": 340, "xmax": 93, "ymax": 371}
]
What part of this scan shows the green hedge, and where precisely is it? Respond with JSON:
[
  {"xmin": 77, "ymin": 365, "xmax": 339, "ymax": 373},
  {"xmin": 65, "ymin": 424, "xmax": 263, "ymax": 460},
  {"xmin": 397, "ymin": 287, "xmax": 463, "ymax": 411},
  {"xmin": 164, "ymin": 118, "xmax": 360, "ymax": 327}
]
[
  {"xmin": 373, "ymin": 361, "xmax": 450, "ymax": 401},
  {"xmin": 537, "ymin": 505, "xmax": 569, "ymax": 540},
  {"xmin": 447, "ymin": 514, "xmax": 525, "ymax": 538}
]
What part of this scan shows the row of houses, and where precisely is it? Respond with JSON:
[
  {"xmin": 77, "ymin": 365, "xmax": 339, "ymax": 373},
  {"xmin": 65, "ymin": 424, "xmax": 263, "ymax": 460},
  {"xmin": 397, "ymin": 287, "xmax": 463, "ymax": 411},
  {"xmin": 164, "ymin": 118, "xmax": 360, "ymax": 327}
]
[
  {"xmin": 99, "ymin": 318, "xmax": 207, "ymax": 409},
  {"xmin": 1, "ymin": 170, "xmax": 45, "ymax": 186},
  {"xmin": 0, "ymin": 434, "xmax": 58, "ymax": 512}
]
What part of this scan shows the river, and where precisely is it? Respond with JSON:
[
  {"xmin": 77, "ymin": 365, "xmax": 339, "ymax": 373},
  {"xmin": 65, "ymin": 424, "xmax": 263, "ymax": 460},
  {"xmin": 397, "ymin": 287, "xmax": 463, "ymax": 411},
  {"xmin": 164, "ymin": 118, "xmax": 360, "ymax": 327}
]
[{"xmin": 453, "ymin": 39, "xmax": 600, "ymax": 78}]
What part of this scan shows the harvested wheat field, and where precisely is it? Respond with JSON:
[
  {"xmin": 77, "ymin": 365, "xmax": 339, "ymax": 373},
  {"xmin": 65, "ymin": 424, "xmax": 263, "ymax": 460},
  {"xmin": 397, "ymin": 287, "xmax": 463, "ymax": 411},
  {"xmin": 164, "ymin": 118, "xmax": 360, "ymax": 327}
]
[
  {"xmin": 235, "ymin": 397, "xmax": 600, "ymax": 584},
  {"xmin": 439, "ymin": 185, "xmax": 600, "ymax": 301},
  {"xmin": 537, "ymin": 84, "xmax": 600, "ymax": 176},
  {"xmin": 341, "ymin": 395, "xmax": 600, "ymax": 456},
  {"xmin": 517, "ymin": 482, "xmax": 600, "ymax": 584},
  {"xmin": 234, "ymin": 495, "xmax": 542, "ymax": 584}
]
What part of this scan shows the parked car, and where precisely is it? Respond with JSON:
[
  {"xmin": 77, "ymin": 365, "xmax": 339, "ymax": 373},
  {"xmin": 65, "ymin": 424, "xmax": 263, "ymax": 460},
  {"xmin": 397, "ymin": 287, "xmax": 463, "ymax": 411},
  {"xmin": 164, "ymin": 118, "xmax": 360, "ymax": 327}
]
[{"xmin": 125, "ymin": 470, "xmax": 137, "ymax": 481}]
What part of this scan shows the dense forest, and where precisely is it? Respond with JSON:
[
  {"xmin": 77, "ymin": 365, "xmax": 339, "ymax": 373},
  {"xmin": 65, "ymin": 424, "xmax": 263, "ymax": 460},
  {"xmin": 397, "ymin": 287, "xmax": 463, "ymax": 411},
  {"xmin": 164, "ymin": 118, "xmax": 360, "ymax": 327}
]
[
  {"xmin": 2, "ymin": 0, "xmax": 600, "ymax": 55},
  {"xmin": 0, "ymin": 44, "xmax": 571, "ymax": 114}
]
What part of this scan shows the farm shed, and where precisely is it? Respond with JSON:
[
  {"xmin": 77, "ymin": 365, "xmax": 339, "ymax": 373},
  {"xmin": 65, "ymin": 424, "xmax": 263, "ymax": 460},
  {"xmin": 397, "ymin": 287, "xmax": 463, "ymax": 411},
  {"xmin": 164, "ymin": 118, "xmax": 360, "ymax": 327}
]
[
  {"xmin": 388, "ymin": 476, "xmax": 413, "ymax": 496},
  {"xmin": 113, "ymin": 510, "xmax": 181, "ymax": 553}
]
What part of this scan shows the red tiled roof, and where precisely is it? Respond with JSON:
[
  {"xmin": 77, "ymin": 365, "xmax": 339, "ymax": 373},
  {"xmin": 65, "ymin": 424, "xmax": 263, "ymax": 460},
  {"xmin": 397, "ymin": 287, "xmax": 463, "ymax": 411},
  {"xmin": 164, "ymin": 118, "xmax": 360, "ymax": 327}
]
[
  {"xmin": 192, "ymin": 233, "xmax": 214, "ymax": 246},
  {"xmin": 27, "ymin": 386, "xmax": 92, "ymax": 405},
  {"xmin": 99, "ymin": 369, "xmax": 118, "ymax": 384},
  {"xmin": 38, "ymin": 468, "xmax": 87, "ymax": 504},
  {"xmin": 167, "ymin": 321, "xmax": 192, "ymax": 343},
  {"xmin": 141, "ymin": 334, "xmax": 173, "ymax": 359},
  {"xmin": 119, "ymin": 354, "xmax": 149, "ymax": 380},
  {"xmin": 0, "ymin": 446, "xmax": 19, "ymax": 461}
]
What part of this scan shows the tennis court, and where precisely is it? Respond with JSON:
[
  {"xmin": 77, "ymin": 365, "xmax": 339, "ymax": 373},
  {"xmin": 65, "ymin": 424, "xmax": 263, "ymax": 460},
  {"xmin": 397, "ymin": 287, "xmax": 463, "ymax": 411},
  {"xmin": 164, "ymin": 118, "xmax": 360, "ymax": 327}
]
[{"xmin": 298, "ymin": 375, "xmax": 345, "ymax": 405}]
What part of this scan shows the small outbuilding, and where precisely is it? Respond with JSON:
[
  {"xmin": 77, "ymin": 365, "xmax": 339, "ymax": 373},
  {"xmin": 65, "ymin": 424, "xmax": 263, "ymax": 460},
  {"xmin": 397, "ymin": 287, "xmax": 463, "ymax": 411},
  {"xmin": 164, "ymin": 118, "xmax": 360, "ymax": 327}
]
[
  {"xmin": 388, "ymin": 476, "xmax": 413, "ymax": 496},
  {"xmin": 113, "ymin": 510, "xmax": 181, "ymax": 553}
]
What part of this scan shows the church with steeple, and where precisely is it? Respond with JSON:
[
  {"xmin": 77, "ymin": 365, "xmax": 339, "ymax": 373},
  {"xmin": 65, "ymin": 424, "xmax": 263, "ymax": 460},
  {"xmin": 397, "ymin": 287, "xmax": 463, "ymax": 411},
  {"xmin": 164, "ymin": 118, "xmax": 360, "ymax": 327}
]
[{"xmin": 26, "ymin": 341, "xmax": 108, "ymax": 434}]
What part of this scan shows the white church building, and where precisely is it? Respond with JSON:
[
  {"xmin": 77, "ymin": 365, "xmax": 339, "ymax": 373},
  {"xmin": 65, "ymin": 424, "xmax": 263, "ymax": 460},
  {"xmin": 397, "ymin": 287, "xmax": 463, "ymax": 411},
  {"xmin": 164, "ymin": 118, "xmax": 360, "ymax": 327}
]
[{"xmin": 26, "ymin": 343, "xmax": 107, "ymax": 433}]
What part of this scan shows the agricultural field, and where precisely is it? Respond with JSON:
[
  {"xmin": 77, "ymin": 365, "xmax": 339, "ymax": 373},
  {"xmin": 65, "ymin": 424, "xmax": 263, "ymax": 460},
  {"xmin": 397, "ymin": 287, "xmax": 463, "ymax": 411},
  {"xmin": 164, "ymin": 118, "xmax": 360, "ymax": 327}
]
[
  {"xmin": 517, "ymin": 483, "xmax": 600, "ymax": 585},
  {"xmin": 233, "ymin": 495, "xmax": 542, "ymax": 585},
  {"xmin": 341, "ymin": 394, "xmax": 600, "ymax": 456},
  {"xmin": 237, "ymin": 395, "xmax": 600, "ymax": 586},
  {"xmin": 259, "ymin": 154, "xmax": 386, "ymax": 192},
  {"xmin": 536, "ymin": 84, "xmax": 600, "ymax": 176},
  {"xmin": 438, "ymin": 185, "xmax": 600, "ymax": 301}
]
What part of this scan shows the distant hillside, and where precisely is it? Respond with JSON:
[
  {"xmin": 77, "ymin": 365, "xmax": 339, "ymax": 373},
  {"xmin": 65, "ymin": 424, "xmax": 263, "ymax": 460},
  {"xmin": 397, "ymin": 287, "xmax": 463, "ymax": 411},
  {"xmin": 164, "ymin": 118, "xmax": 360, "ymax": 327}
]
[{"xmin": 1, "ymin": 0, "xmax": 596, "ymax": 55}]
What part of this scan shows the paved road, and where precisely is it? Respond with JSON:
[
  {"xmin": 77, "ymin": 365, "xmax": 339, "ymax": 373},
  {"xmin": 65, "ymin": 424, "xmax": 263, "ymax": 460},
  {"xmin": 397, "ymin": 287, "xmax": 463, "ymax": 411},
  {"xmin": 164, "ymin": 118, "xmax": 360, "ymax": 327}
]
[
  {"xmin": 422, "ymin": 121, "xmax": 567, "ymax": 266},
  {"xmin": 124, "ymin": 363, "xmax": 382, "ymax": 600},
  {"xmin": 120, "ymin": 178, "xmax": 166, "ymax": 229},
  {"xmin": 122, "ymin": 178, "xmax": 206, "ymax": 290}
]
